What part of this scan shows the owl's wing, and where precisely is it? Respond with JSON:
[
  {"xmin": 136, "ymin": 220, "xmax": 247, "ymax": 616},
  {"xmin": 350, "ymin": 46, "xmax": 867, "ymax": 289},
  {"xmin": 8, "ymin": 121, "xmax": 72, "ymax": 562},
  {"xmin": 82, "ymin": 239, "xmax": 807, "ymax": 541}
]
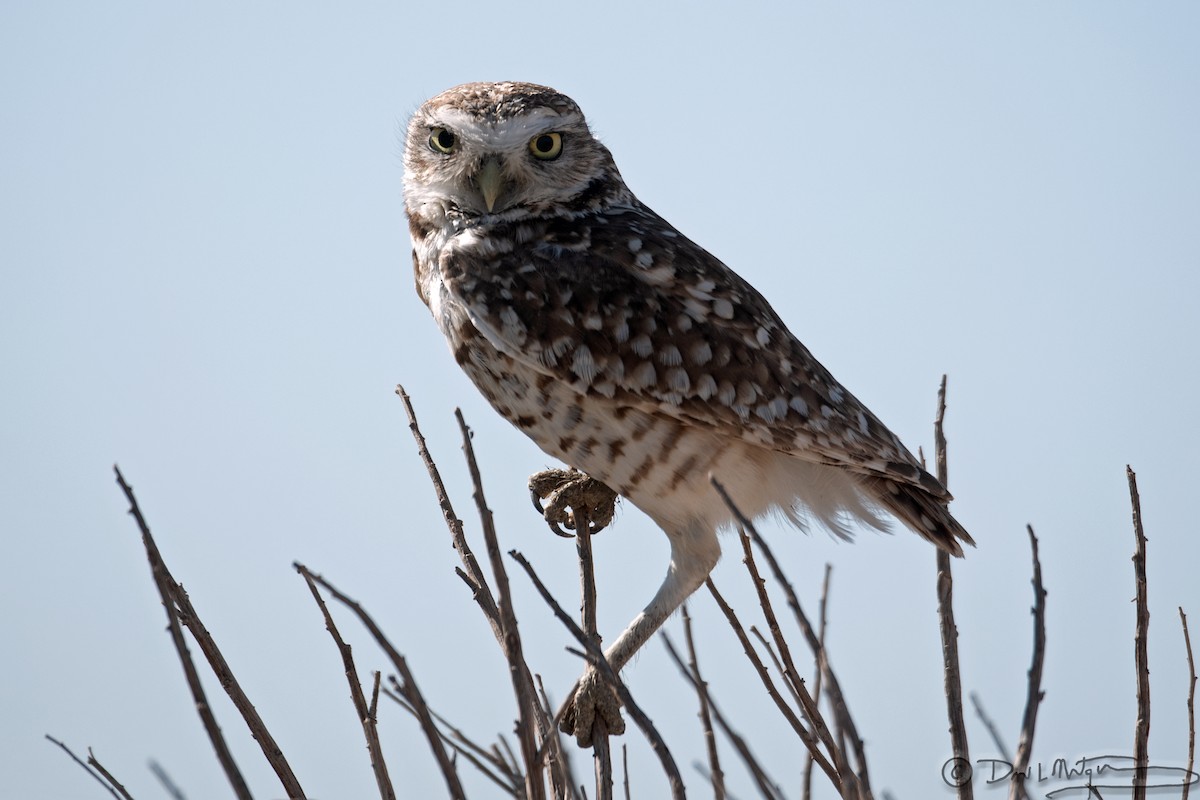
[{"xmin": 441, "ymin": 202, "xmax": 949, "ymax": 500}]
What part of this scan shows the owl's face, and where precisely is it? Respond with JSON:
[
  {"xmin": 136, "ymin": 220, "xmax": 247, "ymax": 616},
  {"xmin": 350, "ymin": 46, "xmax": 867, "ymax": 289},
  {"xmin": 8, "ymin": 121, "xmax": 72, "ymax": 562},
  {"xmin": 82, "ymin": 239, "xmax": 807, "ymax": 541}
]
[{"xmin": 404, "ymin": 82, "xmax": 624, "ymax": 227}]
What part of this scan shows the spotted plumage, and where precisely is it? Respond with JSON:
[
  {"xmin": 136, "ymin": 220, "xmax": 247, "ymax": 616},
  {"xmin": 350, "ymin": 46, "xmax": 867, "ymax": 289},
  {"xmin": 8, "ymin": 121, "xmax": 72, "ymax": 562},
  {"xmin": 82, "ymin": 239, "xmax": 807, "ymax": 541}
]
[{"xmin": 404, "ymin": 81, "xmax": 974, "ymax": 744}]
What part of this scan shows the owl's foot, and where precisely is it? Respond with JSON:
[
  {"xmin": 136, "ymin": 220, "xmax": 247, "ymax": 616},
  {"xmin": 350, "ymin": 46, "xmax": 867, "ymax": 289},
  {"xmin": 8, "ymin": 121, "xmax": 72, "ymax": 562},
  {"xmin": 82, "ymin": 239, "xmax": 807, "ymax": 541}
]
[
  {"xmin": 528, "ymin": 469, "xmax": 617, "ymax": 537},
  {"xmin": 559, "ymin": 669, "xmax": 625, "ymax": 747}
]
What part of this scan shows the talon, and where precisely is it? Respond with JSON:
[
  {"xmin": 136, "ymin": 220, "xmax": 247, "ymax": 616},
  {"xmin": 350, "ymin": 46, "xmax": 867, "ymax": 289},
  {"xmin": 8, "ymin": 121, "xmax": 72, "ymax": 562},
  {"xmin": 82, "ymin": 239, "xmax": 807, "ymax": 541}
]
[
  {"xmin": 530, "ymin": 487, "xmax": 546, "ymax": 515},
  {"xmin": 560, "ymin": 670, "xmax": 625, "ymax": 747}
]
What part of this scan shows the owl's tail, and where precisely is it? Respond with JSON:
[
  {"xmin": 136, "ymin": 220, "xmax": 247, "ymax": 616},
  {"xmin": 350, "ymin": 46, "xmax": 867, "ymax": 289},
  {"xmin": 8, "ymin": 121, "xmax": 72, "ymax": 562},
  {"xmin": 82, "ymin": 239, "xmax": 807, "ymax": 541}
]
[{"xmin": 865, "ymin": 476, "xmax": 976, "ymax": 557}]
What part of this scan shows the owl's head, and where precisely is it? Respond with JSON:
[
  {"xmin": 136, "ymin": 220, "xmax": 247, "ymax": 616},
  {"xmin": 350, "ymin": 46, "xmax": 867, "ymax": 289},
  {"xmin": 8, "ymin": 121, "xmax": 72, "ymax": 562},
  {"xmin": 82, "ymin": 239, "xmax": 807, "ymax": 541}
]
[{"xmin": 404, "ymin": 82, "xmax": 627, "ymax": 227}]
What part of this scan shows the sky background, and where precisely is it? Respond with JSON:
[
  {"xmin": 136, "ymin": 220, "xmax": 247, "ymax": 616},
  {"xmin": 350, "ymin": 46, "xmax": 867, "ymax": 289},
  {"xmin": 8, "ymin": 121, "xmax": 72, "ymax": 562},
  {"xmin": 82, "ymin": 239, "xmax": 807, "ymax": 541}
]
[{"xmin": 3, "ymin": 3, "xmax": 1199, "ymax": 798}]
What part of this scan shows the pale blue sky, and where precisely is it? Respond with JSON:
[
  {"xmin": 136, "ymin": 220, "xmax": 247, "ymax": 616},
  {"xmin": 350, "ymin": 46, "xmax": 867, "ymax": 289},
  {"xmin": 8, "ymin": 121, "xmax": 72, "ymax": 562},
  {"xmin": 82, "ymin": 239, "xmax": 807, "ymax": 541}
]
[{"xmin": 3, "ymin": 3, "xmax": 1198, "ymax": 798}]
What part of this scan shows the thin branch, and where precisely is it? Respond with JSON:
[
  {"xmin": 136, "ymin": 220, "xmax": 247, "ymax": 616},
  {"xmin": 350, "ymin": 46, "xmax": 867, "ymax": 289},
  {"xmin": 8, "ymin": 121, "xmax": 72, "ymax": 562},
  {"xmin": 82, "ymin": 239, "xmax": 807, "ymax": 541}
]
[
  {"xmin": 622, "ymin": 745, "xmax": 631, "ymax": 800},
  {"xmin": 385, "ymin": 683, "xmax": 521, "ymax": 796},
  {"xmin": 804, "ymin": 565, "xmax": 832, "ymax": 800},
  {"xmin": 573, "ymin": 506, "xmax": 613, "ymax": 800},
  {"xmin": 714, "ymin": 483, "xmax": 846, "ymax": 770},
  {"xmin": 385, "ymin": 682, "xmax": 521, "ymax": 796},
  {"xmin": 508, "ymin": 550, "xmax": 686, "ymax": 799},
  {"xmin": 1009, "ymin": 525, "xmax": 1047, "ymax": 800},
  {"xmin": 713, "ymin": 478, "xmax": 867, "ymax": 797},
  {"xmin": 750, "ymin": 627, "xmax": 802, "ymax": 709},
  {"xmin": 1180, "ymin": 607, "xmax": 1196, "ymax": 800},
  {"xmin": 536, "ymin": 673, "xmax": 582, "ymax": 800},
  {"xmin": 968, "ymin": 693, "xmax": 1012, "ymax": 765},
  {"xmin": 704, "ymin": 577, "xmax": 841, "ymax": 793},
  {"xmin": 455, "ymin": 410, "xmax": 548, "ymax": 800},
  {"xmin": 45, "ymin": 736, "xmax": 121, "ymax": 799},
  {"xmin": 661, "ymin": 634, "xmax": 785, "ymax": 800},
  {"xmin": 87, "ymin": 749, "xmax": 136, "ymax": 800},
  {"xmin": 935, "ymin": 375, "xmax": 949, "ymax": 488},
  {"xmin": 113, "ymin": 466, "xmax": 278, "ymax": 800},
  {"xmin": 682, "ymin": 603, "xmax": 725, "ymax": 800},
  {"xmin": 933, "ymin": 377, "xmax": 972, "ymax": 800},
  {"xmin": 295, "ymin": 563, "xmax": 465, "ymax": 799},
  {"xmin": 1128, "ymin": 465, "xmax": 1150, "ymax": 800},
  {"xmin": 396, "ymin": 385, "xmax": 501, "ymax": 634},
  {"xmin": 297, "ymin": 570, "xmax": 396, "ymax": 800},
  {"xmin": 752, "ymin": 540, "xmax": 865, "ymax": 797},
  {"xmin": 148, "ymin": 760, "xmax": 187, "ymax": 800}
]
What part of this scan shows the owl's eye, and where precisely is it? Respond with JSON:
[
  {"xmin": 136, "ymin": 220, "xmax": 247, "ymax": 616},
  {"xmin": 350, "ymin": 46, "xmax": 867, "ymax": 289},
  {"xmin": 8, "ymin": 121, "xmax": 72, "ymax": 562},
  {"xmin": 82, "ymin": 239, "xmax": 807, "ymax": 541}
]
[
  {"xmin": 429, "ymin": 128, "xmax": 456, "ymax": 154},
  {"xmin": 528, "ymin": 132, "xmax": 563, "ymax": 161}
]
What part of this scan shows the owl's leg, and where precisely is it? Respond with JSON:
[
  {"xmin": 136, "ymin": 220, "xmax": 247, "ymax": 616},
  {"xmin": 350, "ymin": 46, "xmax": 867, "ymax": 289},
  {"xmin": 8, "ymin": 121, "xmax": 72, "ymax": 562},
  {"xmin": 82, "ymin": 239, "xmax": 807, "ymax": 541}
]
[{"xmin": 560, "ymin": 520, "xmax": 721, "ymax": 746}]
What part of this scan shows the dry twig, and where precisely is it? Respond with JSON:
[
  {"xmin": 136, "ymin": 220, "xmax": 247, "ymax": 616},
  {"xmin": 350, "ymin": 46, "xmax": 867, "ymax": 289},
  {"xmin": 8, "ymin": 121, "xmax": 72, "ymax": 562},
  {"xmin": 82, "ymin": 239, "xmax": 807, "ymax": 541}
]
[
  {"xmin": 703, "ymin": 577, "xmax": 840, "ymax": 792},
  {"xmin": 661, "ymin": 633, "xmax": 784, "ymax": 800},
  {"xmin": 45, "ymin": 735, "xmax": 123, "ymax": 800},
  {"xmin": 804, "ymin": 564, "xmax": 833, "ymax": 800},
  {"xmin": 967, "ymin": 693, "xmax": 1011, "ymax": 766},
  {"xmin": 1128, "ymin": 465, "xmax": 1150, "ymax": 800},
  {"xmin": 1009, "ymin": 525, "xmax": 1047, "ymax": 800},
  {"xmin": 932, "ymin": 376, "xmax": 972, "ymax": 800},
  {"xmin": 294, "ymin": 564, "xmax": 465, "ymax": 799},
  {"xmin": 712, "ymin": 478, "xmax": 868, "ymax": 797},
  {"xmin": 297, "ymin": 570, "xmax": 396, "ymax": 800},
  {"xmin": 87, "ymin": 749, "xmax": 135, "ymax": 800},
  {"xmin": 399, "ymin": 389, "xmax": 565, "ymax": 796},
  {"xmin": 396, "ymin": 385, "xmax": 500, "ymax": 633},
  {"xmin": 508, "ymin": 550, "xmax": 686, "ymax": 799},
  {"xmin": 114, "ymin": 465, "xmax": 296, "ymax": 800},
  {"xmin": 455, "ymin": 410, "xmax": 549, "ymax": 800},
  {"xmin": 1181, "ymin": 607, "xmax": 1196, "ymax": 800},
  {"xmin": 148, "ymin": 760, "xmax": 187, "ymax": 800},
  {"xmin": 536, "ymin": 674, "xmax": 582, "ymax": 800},
  {"xmin": 572, "ymin": 502, "xmax": 613, "ymax": 800},
  {"xmin": 622, "ymin": 745, "xmax": 631, "ymax": 800},
  {"xmin": 383, "ymin": 682, "xmax": 521, "ymax": 796},
  {"xmin": 680, "ymin": 603, "xmax": 725, "ymax": 800}
]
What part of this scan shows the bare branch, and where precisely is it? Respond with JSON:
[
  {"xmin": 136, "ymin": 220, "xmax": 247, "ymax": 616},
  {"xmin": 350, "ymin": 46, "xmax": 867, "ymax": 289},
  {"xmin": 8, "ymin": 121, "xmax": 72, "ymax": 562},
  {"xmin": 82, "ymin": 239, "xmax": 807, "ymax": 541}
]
[
  {"xmin": 933, "ymin": 377, "xmax": 972, "ymax": 800},
  {"xmin": 1180, "ymin": 607, "xmax": 1196, "ymax": 800},
  {"xmin": 148, "ymin": 760, "xmax": 187, "ymax": 800},
  {"xmin": 746, "ymin": 534, "xmax": 865, "ymax": 796},
  {"xmin": 681, "ymin": 603, "xmax": 725, "ymax": 800},
  {"xmin": 297, "ymin": 570, "xmax": 395, "ymax": 800},
  {"xmin": 455, "ymin": 410, "xmax": 548, "ymax": 800},
  {"xmin": 1128, "ymin": 465, "xmax": 1150, "ymax": 800},
  {"xmin": 661, "ymin": 634, "xmax": 785, "ymax": 800},
  {"xmin": 114, "ymin": 465, "xmax": 288, "ymax": 800},
  {"xmin": 804, "ymin": 564, "xmax": 833, "ymax": 800},
  {"xmin": 712, "ymin": 477, "xmax": 868, "ymax": 797},
  {"xmin": 396, "ymin": 385, "xmax": 500, "ymax": 633},
  {"xmin": 573, "ymin": 508, "xmax": 613, "ymax": 800},
  {"xmin": 968, "ymin": 693, "xmax": 1012, "ymax": 765},
  {"xmin": 622, "ymin": 745, "xmax": 631, "ymax": 800},
  {"xmin": 703, "ymin": 577, "xmax": 841, "ymax": 793},
  {"xmin": 1009, "ymin": 525, "xmax": 1047, "ymax": 800},
  {"xmin": 536, "ymin": 674, "xmax": 582, "ymax": 800},
  {"xmin": 45, "ymin": 736, "xmax": 121, "ymax": 799},
  {"xmin": 87, "ymin": 749, "xmax": 136, "ymax": 800},
  {"xmin": 294, "ymin": 563, "xmax": 465, "ymax": 799},
  {"xmin": 385, "ymin": 681, "xmax": 522, "ymax": 796},
  {"xmin": 935, "ymin": 374, "xmax": 949, "ymax": 488},
  {"xmin": 508, "ymin": 549, "xmax": 686, "ymax": 799}
]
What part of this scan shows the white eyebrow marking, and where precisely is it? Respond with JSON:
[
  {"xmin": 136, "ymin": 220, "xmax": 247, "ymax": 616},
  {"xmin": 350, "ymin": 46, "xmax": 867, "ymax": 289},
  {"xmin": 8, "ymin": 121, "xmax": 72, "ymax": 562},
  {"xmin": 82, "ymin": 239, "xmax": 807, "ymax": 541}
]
[{"xmin": 434, "ymin": 107, "xmax": 577, "ymax": 151}]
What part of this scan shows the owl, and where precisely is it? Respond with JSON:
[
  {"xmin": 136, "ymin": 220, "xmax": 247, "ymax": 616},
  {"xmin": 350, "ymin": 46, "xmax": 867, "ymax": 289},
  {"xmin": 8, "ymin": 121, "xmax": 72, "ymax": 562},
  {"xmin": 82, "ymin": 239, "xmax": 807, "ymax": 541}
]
[{"xmin": 403, "ymin": 82, "xmax": 973, "ymax": 745}]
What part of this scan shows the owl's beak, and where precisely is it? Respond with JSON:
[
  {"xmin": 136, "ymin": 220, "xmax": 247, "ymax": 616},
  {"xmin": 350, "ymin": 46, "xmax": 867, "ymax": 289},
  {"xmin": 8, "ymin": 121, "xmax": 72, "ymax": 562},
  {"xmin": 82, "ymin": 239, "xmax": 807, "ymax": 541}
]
[{"xmin": 475, "ymin": 157, "xmax": 504, "ymax": 213}]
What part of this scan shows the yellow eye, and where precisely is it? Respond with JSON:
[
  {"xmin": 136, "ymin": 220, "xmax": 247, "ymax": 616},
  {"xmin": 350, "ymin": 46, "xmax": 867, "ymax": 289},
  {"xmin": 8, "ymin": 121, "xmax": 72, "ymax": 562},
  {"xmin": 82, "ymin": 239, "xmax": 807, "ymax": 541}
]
[
  {"xmin": 429, "ymin": 127, "xmax": 456, "ymax": 154},
  {"xmin": 528, "ymin": 132, "xmax": 563, "ymax": 160}
]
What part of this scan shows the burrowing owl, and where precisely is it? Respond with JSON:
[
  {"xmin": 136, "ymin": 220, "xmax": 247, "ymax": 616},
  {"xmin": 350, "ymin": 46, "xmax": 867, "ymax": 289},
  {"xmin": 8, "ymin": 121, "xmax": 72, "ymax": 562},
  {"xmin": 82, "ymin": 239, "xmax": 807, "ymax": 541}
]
[{"xmin": 404, "ymin": 81, "xmax": 973, "ymax": 744}]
